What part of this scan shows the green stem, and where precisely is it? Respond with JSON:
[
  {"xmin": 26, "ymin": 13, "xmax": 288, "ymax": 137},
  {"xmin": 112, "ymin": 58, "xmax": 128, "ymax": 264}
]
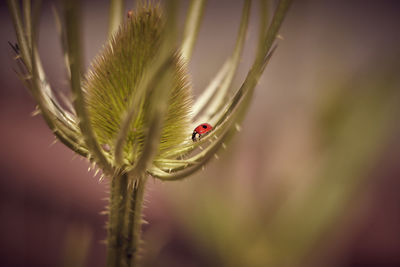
[
  {"xmin": 107, "ymin": 172, "xmax": 147, "ymax": 267},
  {"xmin": 124, "ymin": 174, "xmax": 147, "ymax": 266},
  {"xmin": 108, "ymin": 0, "xmax": 124, "ymax": 38}
]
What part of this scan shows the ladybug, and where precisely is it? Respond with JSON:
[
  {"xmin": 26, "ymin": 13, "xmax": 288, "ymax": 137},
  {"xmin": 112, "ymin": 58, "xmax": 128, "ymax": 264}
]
[{"xmin": 192, "ymin": 123, "xmax": 213, "ymax": 142}]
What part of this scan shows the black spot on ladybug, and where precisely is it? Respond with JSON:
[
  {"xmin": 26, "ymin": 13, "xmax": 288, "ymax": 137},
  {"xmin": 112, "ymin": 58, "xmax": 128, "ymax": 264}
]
[{"xmin": 202, "ymin": 125, "xmax": 207, "ymax": 129}]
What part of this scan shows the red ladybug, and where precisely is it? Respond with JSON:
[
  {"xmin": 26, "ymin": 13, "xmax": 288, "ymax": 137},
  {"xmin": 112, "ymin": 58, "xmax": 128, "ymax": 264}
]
[{"xmin": 192, "ymin": 123, "xmax": 213, "ymax": 142}]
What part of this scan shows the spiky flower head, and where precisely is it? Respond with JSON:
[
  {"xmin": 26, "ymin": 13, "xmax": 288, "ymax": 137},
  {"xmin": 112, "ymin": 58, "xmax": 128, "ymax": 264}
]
[{"xmin": 85, "ymin": 6, "xmax": 192, "ymax": 168}]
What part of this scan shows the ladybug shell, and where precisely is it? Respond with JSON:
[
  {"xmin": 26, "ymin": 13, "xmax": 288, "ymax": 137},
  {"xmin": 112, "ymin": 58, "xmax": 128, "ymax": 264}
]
[{"xmin": 192, "ymin": 123, "xmax": 213, "ymax": 142}]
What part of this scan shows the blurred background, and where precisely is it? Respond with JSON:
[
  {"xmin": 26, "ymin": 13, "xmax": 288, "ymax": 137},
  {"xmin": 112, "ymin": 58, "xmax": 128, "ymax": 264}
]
[{"xmin": 1, "ymin": 0, "xmax": 400, "ymax": 266}]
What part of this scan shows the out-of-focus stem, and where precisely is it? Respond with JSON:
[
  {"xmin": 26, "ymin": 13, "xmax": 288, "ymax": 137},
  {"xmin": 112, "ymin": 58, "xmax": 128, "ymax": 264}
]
[
  {"xmin": 181, "ymin": 0, "xmax": 207, "ymax": 61},
  {"xmin": 64, "ymin": 0, "xmax": 113, "ymax": 174},
  {"xmin": 108, "ymin": 0, "xmax": 124, "ymax": 38}
]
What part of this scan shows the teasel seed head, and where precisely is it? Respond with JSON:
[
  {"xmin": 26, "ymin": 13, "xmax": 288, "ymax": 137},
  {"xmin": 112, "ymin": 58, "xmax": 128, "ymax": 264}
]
[{"xmin": 84, "ymin": 5, "xmax": 192, "ymax": 167}]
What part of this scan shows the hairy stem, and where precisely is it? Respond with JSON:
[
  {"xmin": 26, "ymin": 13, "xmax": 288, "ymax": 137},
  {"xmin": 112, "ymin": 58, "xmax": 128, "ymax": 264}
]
[
  {"xmin": 107, "ymin": 172, "xmax": 147, "ymax": 267},
  {"xmin": 124, "ymin": 174, "xmax": 147, "ymax": 266}
]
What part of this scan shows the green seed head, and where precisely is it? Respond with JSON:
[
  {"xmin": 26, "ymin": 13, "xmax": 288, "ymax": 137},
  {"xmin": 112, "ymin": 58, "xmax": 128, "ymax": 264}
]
[{"xmin": 84, "ymin": 5, "xmax": 192, "ymax": 165}]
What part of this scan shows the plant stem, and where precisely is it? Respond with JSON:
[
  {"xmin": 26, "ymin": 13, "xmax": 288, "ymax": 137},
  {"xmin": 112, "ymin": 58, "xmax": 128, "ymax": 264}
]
[{"xmin": 107, "ymin": 172, "xmax": 147, "ymax": 267}]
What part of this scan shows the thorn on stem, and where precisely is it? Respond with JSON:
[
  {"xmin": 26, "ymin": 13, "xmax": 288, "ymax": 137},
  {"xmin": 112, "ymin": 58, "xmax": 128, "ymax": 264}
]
[
  {"xmin": 49, "ymin": 139, "xmax": 58, "ymax": 147},
  {"xmin": 277, "ymin": 34, "xmax": 285, "ymax": 40},
  {"xmin": 235, "ymin": 123, "xmax": 242, "ymax": 132},
  {"xmin": 31, "ymin": 107, "xmax": 41, "ymax": 117}
]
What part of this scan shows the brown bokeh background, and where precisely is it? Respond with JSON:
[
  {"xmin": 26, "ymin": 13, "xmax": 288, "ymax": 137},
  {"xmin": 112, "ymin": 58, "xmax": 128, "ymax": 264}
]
[{"xmin": 1, "ymin": 0, "xmax": 400, "ymax": 266}]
